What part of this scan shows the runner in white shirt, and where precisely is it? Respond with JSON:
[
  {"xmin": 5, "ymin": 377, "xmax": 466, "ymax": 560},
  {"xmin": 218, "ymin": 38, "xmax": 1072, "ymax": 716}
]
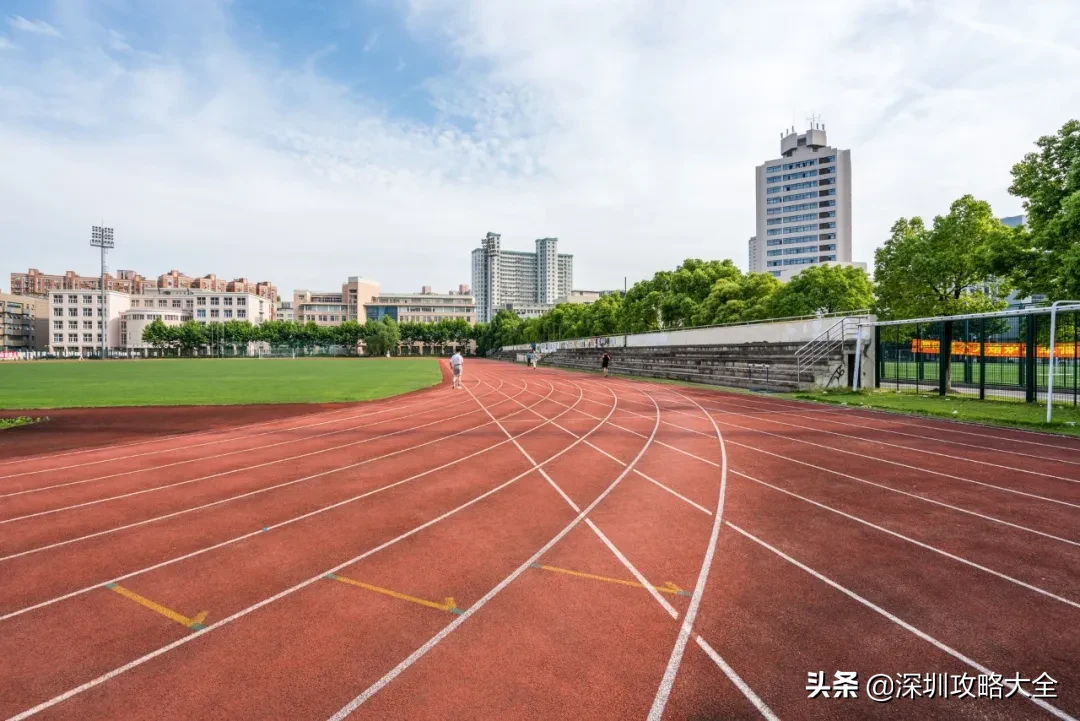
[{"xmin": 450, "ymin": 351, "xmax": 464, "ymax": 389}]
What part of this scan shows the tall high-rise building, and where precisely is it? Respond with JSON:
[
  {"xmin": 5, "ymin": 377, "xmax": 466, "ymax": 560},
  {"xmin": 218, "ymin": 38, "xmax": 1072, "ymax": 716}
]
[
  {"xmin": 747, "ymin": 236, "xmax": 758, "ymax": 272},
  {"xmin": 752, "ymin": 124, "xmax": 861, "ymax": 282},
  {"xmin": 471, "ymin": 233, "xmax": 573, "ymax": 323}
]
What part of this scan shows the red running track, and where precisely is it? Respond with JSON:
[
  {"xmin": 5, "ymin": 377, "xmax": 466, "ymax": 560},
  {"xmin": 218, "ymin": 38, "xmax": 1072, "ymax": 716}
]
[{"xmin": 1, "ymin": 359, "xmax": 1079, "ymax": 720}]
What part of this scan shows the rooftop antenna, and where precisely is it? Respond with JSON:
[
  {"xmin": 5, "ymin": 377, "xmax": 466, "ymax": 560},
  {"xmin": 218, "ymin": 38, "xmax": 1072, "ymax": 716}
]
[{"xmin": 807, "ymin": 112, "xmax": 821, "ymax": 130}]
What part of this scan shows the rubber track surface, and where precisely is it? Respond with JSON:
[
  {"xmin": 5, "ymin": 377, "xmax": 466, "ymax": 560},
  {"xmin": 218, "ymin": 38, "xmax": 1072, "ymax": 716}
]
[{"xmin": 1, "ymin": 360, "xmax": 1078, "ymax": 721}]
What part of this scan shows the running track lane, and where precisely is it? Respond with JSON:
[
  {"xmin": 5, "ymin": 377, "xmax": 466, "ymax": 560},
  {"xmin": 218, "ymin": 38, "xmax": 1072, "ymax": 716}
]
[{"xmin": 3, "ymin": 361, "xmax": 1080, "ymax": 720}]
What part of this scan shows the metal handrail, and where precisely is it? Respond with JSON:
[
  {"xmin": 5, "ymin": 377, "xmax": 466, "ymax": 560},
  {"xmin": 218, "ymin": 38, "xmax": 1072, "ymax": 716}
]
[{"xmin": 794, "ymin": 316, "xmax": 860, "ymax": 388}]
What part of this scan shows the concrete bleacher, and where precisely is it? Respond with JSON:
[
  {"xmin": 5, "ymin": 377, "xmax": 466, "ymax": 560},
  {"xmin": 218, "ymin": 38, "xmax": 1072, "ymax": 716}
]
[{"xmin": 494, "ymin": 342, "xmax": 853, "ymax": 392}]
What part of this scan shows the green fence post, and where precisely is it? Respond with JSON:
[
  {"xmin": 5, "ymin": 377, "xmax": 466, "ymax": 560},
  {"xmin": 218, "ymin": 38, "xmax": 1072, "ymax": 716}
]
[
  {"xmin": 979, "ymin": 317, "xmax": 986, "ymax": 401},
  {"xmin": 939, "ymin": 320, "xmax": 951, "ymax": 397},
  {"xmin": 1026, "ymin": 315, "xmax": 1036, "ymax": 403}
]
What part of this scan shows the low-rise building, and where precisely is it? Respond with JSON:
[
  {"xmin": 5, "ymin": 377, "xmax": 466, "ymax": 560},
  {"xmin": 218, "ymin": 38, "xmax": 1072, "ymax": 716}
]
[
  {"xmin": 294, "ymin": 277, "xmax": 381, "ymax": 326},
  {"xmin": 46, "ymin": 290, "xmax": 131, "ymax": 356},
  {"xmin": 365, "ymin": 290, "xmax": 476, "ymax": 324},
  {"xmin": 1, "ymin": 293, "xmax": 48, "ymax": 353},
  {"xmin": 277, "ymin": 300, "xmax": 294, "ymax": 322}
]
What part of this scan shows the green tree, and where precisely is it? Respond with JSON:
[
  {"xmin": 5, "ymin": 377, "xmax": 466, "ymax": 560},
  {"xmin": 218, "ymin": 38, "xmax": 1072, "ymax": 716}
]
[
  {"xmin": 175, "ymin": 321, "xmax": 209, "ymax": 356},
  {"xmin": 766, "ymin": 264, "xmax": 874, "ymax": 318},
  {"xmin": 363, "ymin": 316, "xmax": 400, "ymax": 356},
  {"xmin": 1004, "ymin": 119, "xmax": 1080, "ymax": 300},
  {"xmin": 141, "ymin": 319, "xmax": 171, "ymax": 350},
  {"xmin": 690, "ymin": 271, "xmax": 780, "ymax": 326},
  {"xmin": 874, "ymin": 195, "xmax": 1009, "ymax": 320}
]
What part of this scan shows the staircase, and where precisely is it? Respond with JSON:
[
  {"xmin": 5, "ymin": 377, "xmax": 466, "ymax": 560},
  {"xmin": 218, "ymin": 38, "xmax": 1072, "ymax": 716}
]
[{"xmin": 794, "ymin": 317, "xmax": 861, "ymax": 390}]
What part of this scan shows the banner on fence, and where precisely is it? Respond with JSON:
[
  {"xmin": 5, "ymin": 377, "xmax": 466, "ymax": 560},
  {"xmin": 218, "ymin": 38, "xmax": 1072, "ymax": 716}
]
[{"xmin": 911, "ymin": 339, "xmax": 1078, "ymax": 359}]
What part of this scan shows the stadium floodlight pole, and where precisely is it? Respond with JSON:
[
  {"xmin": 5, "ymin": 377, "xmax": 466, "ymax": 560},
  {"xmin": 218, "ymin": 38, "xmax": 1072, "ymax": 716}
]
[
  {"xmin": 1046, "ymin": 300, "xmax": 1080, "ymax": 424},
  {"xmin": 90, "ymin": 225, "xmax": 115, "ymax": 360}
]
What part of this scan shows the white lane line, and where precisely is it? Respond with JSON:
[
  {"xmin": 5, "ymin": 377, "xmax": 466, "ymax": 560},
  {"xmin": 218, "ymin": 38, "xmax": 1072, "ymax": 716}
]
[
  {"xmin": 731, "ymin": 470, "xmax": 1080, "ymax": 611},
  {"xmin": 471, "ymin": 377, "xmax": 678, "ymax": 618},
  {"xmin": 0, "ymin": 393, "xmax": 445, "ymax": 481},
  {"xmin": 648, "ymin": 389, "xmax": 729, "ymax": 721},
  {"xmin": 705, "ymin": 405, "xmax": 1080, "ymax": 485},
  {"xmin": 583, "ymin": 439, "xmax": 712, "ymax": 517},
  {"xmin": 0, "ymin": 386, "xmax": 503, "ymax": 500},
  {"xmin": 702, "ymin": 397, "xmax": 1080, "ymax": 470},
  {"xmin": 726, "ymin": 522, "xmax": 1077, "ymax": 721},
  {"xmin": 695, "ymin": 636, "xmax": 781, "ymax": 721},
  {"xmin": 0, "ymin": 385, "xmax": 526, "ymax": 564},
  {"xmin": 323, "ymin": 386, "xmax": 656, "ymax": 720},
  {"xmin": 0, "ymin": 380, "xmax": 561, "ymax": 619},
  {"xmin": 605, "ymin": 405, "xmax": 1080, "ymax": 549}
]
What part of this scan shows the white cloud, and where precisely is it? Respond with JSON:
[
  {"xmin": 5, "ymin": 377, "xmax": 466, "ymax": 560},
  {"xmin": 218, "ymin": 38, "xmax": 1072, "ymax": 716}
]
[
  {"xmin": 107, "ymin": 30, "xmax": 131, "ymax": 52},
  {"xmin": 0, "ymin": 36, "xmax": 14, "ymax": 50},
  {"xmin": 7, "ymin": 15, "xmax": 61, "ymax": 37},
  {"xmin": 1, "ymin": 0, "xmax": 1080, "ymax": 299}
]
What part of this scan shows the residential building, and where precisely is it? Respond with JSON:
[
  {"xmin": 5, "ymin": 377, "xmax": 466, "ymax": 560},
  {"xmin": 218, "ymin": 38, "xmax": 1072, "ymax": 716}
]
[
  {"xmin": 0, "ymin": 293, "xmax": 48, "ymax": 352},
  {"xmin": 1001, "ymin": 215, "xmax": 1026, "ymax": 229},
  {"xmin": 293, "ymin": 277, "xmax": 381, "ymax": 326},
  {"xmin": 748, "ymin": 236, "xmax": 758, "ymax": 272},
  {"xmin": 753, "ymin": 124, "xmax": 861, "ymax": 282},
  {"xmin": 557, "ymin": 290, "xmax": 616, "ymax": 305},
  {"xmin": 46, "ymin": 290, "xmax": 131, "ymax": 356},
  {"xmin": 13, "ymin": 267, "xmax": 277, "ymax": 316},
  {"xmin": 277, "ymin": 300, "xmax": 295, "ymax": 322},
  {"xmin": 471, "ymin": 233, "xmax": 574, "ymax": 322},
  {"xmin": 365, "ymin": 289, "xmax": 476, "ymax": 324}
]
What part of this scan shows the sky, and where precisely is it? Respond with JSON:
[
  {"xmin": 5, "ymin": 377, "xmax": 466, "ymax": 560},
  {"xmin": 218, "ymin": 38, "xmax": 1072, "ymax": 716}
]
[{"xmin": 2, "ymin": 0, "xmax": 1079, "ymax": 298}]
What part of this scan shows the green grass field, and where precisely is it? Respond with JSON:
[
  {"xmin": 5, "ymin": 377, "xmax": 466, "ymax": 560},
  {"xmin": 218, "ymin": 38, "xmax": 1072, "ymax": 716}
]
[
  {"xmin": 0, "ymin": 358, "xmax": 442, "ymax": 409},
  {"xmin": 881, "ymin": 360, "xmax": 1079, "ymax": 388}
]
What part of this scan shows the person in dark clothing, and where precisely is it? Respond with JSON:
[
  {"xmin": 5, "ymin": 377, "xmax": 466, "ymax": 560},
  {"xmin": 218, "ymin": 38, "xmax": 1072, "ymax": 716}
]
[{"xmin": 600, "ymin": 352, "xmax": 610, "ymax": 377}]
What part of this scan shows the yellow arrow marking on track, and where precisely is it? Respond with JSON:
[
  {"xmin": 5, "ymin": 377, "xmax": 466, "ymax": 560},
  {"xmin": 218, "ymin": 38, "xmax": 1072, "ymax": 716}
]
[
  {"xmin": 105, "ymin": 583, "xmax": 209, "ymax": 629},
  {"xmin": 529, "ymin": 564, "xmax": 690, "ymax": 597},
  {"xmin": 326, "ymin": 574, "xmax": 463, "ymax": 614}
]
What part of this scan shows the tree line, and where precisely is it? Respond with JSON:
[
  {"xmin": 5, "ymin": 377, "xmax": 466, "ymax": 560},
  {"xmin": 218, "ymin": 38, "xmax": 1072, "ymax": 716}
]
[{"xmin": 141, "ymin": 316, "xmax": 473, "ymax": 356}]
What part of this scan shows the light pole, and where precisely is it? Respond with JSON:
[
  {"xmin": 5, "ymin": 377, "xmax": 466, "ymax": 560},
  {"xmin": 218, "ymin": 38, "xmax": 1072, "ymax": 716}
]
[{"xmin": 90, "ymin": 225, "xmax": 115, "ymax": 359}]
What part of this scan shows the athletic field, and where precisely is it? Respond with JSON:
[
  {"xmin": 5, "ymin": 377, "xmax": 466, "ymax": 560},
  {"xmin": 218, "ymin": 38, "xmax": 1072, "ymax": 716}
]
[
  {"xmin": 1, "ymin": 359, "xmax": 1077, "ymax": 719},
  {"xmin": 0, "ymin": 358, "xmax": 441, "ymax": 409}
]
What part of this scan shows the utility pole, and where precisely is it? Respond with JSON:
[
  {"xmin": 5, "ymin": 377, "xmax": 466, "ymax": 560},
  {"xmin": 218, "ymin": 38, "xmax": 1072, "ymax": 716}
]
[{"xmin": 90, "ymin": 225, "xmax": 115, "ymax": 359}]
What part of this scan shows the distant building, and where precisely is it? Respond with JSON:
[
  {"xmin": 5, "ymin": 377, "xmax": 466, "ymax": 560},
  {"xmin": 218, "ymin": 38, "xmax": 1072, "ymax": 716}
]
[
  {"xmin": 471, "ymin": 233, "xmax": 573, "ymax": 322},
  {"xmin": 753, "ymin": 123, "xmax": 861, "ymax": 282},
  {"xmin": 276, "ymin": 300, "xmax": 294, "ymax": 322},
  {"xmin": 293, "ymin": 277, "xmax": 381, "ymax": 327},
  {"xmin": 0, "ymin": 293, "xmax": 48, "ymax": 352},
  {"xmin": 365, "ymin": 290, "xmax": 476, "ymax": 324},
  {"xmin": 13, "ymin": 267, "xmax": 277, "ymax": 316},
  {"xmin": 748, "ymin": 236, "xmax": 758, "ymax": 272},
  {"xmin": 1000, "ymin": 215, "xmax": 1026, "ymax": 229},
  {"xmin": 46, "ymin": 290, "xmax": 131, "ymax": 356}
]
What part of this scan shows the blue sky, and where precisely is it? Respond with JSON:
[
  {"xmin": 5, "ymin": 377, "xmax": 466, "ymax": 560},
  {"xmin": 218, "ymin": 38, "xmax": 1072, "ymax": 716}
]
[{"xmin": 2, "ymin": 0, "xmax": 1079, "ymax": 297}]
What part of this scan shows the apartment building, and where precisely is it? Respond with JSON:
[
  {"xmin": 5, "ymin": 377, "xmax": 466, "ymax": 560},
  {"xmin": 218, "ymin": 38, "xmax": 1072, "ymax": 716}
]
[
  {"xmin": 0, "ymin": 293, "xmax": 48, "ymax": 352},
  {"xmin": 277, "ymin": 300, "xmax": 295, "ymax": 322},
  {"xmin": 471, "ymin": 233, "xmax": 573, "ymax": 322},
  {"xmin": 13, "ymin": 268, "xmax": 277, "ymax": 314},
  {"xmin": 365, "ymin": 290, "xmax": 477, "ymax": 324},
  {"xmin": 752, "ymin": 124, "xmax": 864, "ymax": 282},
  {"xmin": 293, "ymin": 277, "xmax": 381, "ymax": 326}
]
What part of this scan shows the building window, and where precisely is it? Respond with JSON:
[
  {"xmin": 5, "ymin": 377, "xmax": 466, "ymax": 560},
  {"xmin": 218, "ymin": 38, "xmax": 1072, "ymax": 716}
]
[
  {"xmin": 783, "ymin": 224, "xmax": 819, "ymax": 234},
  {"xmin": 158, "ymin": 300, "xmax": 168, "ymax": 308},
  {"xmin": 819, "ymin": 222, "xmax": 836, "ymax": 229},
  {"xmin": 210, "ymin": 309, "xmax": 219, "ymax": 318},
  {"xmin": 68, "ymin": 295, "xmax": 78, "ymax": 304},
  {"xmin": 783, "ymin": 213, "xmax": 818, "ymax": 224},
  {"xmin": 54, "ymin": 307, "xmax": 64, "ymax": 317},
  {"xmin": 766, "ymin": 197, "xmax": 782, "ymax": 205},
  {"xmin": 766, "ymin": 207, "xmax": 783, "ymax": 216},
  {"xmin": 210, "ymin": 297, "xmax": 220, "ymax": 306},
  {"xmin": 223, "ymin": 297, "xmax": 233, "ymax": 306},
  {"xmin": 237, "ymin": 297, "xmax": 246, "ymax": 306},
  {"xmin": 819, "ymin": 200, "xmax": 836, "ymax": 208},
  {"xmin": 237, "ymin": 310, "xmax": 247, "ymax": 319},
  {"xmin": 53, "ymin": 333, "xmax": 63, "ymax": 343},
  {"xmin": 820, "ymin": 188, "xmax": 836, "ymax": 197},
  {"xmin": 766, "ymin": 175, "xmax": 781, "ymax": 183},
  {"xmin": 185, "ymin": 300, "xmax": 194, "ymax": 309},
  {"xmin": 821, "ymin": 155, "xmax": 836, "ymax": 163},
  {"xmin": 197, "ymin": 309, "xmax": 206, "ymax": 318},
  {"xmin": 820, "ymin": 233, "xmax": 836, "ymax": 240},
  {"xmin": 766, "ymin": 229, "xmax": 783, "ymax": 237},
  {"xmin": 766, "ymin": 164, "xmax": 781, "ymax": 172},
  {"xmin": 224, "ymin": 309, "xmax": 233, "ymax": 318},
  {"xmin": 197, "ymin": 297, "xmax": 206, "ymax": 306},
  {"xmin": 766, "ymin": 187, "xmax": 782, "ymax": 195},
  {"xmin": 783, "ymin": 181, "xmax": 817, "ymax": 191},
  {"xmin": 82, "ymin": 295, "xmax": 93, "ymax": 304},
  {"xmin": 53, "ymin": 320, "xmax": 63, "ymax": 330},
  {"xmin": 83, "ymin": 334, "xmax": 93, "ymax": 342},
  {"xmin": 782, "ymin": 191, "xmax": 817, "ymax": 203},
  {"xmin": 83, "ymin": 320, "xmax": 93, "ymax": 329},
  {"xmin": 53, "ymin": 295, "xmax": 63, "ymax": 304},
  {"xmin": 818, "ymin": 177, "xmax": 834, "ymax": 186},
  {"xmin": 766, "ymin": 218, "xmax": 782, "ymax": 226},
  {"xmin": 782, "ymin": 170, "xmax": 817, "ymax": 181},
  {"xmin": 172, "ymin": 300, "xmax": 181, "ymax": 308}
]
